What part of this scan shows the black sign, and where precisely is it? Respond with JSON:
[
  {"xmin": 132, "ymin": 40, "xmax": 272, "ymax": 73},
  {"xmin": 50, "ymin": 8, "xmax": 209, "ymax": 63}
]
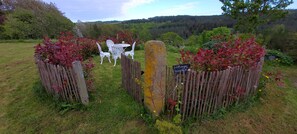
[{"xmin": 173, "ymin": 64, "xmax": 190, "ymax": 74}]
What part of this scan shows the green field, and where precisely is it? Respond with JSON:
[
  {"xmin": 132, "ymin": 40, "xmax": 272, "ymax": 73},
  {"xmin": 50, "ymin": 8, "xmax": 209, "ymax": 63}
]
[{"xmin": 1, "ymin": 42, "xmax": 297, "ymax": 133}]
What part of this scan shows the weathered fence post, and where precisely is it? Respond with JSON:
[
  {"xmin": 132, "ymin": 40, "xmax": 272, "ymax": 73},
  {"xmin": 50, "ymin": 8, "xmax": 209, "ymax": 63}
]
[
  {"xmin": 144, "ymin": 40, "xmax": 166, "ymax": 116},
  {"xmin": 72, "ymin": 61, "xmax": 89, "ymax": 105}
]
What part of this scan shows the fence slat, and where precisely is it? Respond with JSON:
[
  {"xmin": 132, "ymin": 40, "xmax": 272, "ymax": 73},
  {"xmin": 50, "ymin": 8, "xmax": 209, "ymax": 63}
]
[
  {"xmin": 54, "ymin": 65, "xmax": 64, "ymax": 100},
  {"xmin": 62, "ymin": 67, "xmax": 71, "ymax": 101},
  {"xmin": 72, "ymin": 61, "xmax": 89, "ymax": 105},
  {"xmin": 69, "ymin": 67, "xmax": 81, "ymax": 101},
  {"xmin": 212, "ymin": 71, "xmax": 221, "ymax": 112},
  {"xmin": 136, "ymin": 62, "xmax": 142, "ymax": 103},
  {"xmin": 35, "ymin": 58, "xmax": 89, "ymax": 104},
  {"xmin": 192, "ymin": 71, "xmax": 201, "ymax": 117},
  {"xmin": 132, "ymin": 61, "xmax": 135, "ymax": 100},
  {"xmin": 207, "ymin": 71, "xmax": 216, "ymax": 114},
  {"xmin": 43, "ymin": 62, "xmax": 52, "ymax": 93},
  {"xmin": 62, "ymin": 66, "xmax": 74, "ymax": 102},
  {"xmin": 132, "ymin": 61, "xmax": 136, "ymax": 101},
  {"xmin": 162, "ymin": 59, "xmax": 263, "ymax": 121},
  {"xmin": 185, "ymin": 71, "xmax": 193, "ymax": 119},
  {"xmin": 217, "ymin": 68, "xmax": 230, "ymax": 108},
  {"xmin": 56, "ymin": 65, "xmax": 67, "ymax": 101},
  {"xmin": 197, "ymin": 71, "xmax": 205, "ymax": 117},
  {"xmin": 49, "ymin": 64, "xmax": 57, "ymax": 96},
  {"xmin": 37, "ymin": 61, "xmax": 47, "ymax": 93},
  {"xmin": 121, "ymin": 54, "xmax": 125, "ymax": 90},
  {"xmin": 236, "ymin": 66, "xmax": 245, "ymax": 103},
  {"xmin": 189, "ymin": 71, "xmax": 197, "ymax": 117},
  {"xmin": 182, "ymin": 71, "xmax": 190, "ymax": 120},
  {"xmin": 209, "ymin": 71, "xmax": 220, "ymax": 114},
  {"xmin": 120, "ymin": 55, "xmax": 143, "ymax": 104}
]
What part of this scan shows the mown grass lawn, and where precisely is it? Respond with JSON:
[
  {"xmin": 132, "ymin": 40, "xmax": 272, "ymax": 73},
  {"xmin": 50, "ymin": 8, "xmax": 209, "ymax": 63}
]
[
  {"xmin": 0, "ymin": 42, "xmax": 296, "ymax": 133},
  {"xmin": 189, "ymin": 65, "xmax": 297, "ymax": 133}
]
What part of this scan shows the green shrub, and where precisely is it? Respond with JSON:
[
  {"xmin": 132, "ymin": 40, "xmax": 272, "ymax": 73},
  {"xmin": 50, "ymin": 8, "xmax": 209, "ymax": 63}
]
[
  {"xmin": 199, "ymin": 27, "xmax": 231, "ymax": 44},
  {"xmin": 155, "ymin": 120, "xmax": 182, "ymax": 134},
  {"xmin": 236, "ymin": 33, "xmax": 264, "ymax": 45},
  {"xmin": 265, "ymin": 49, "xmax": 294, "ymax": 66},
  {"xmin": 166, "ymin": 45, "xmax": 180, "ymax": 53},
  {"xmin": 183, "ymin": 46, "xmax": 199, "ymax": 53},
  {"xmin": 173, "ymin": 114, "xmax": 182, "ymax": 124},
  {"xmin": 263, "ymin": 25, "xmax": 297, "ymax": 61},
  {"xmin": 201, "ymin": 40, "xmax": 219, "ymax": 50}
]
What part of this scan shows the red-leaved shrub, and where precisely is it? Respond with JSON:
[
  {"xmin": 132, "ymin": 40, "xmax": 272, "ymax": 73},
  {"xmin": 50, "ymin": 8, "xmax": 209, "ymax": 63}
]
[
  {"xmin": 35, "ymin": 32, "xmax": 95, "ymax": 90},
  {"xmin": 35, "ymin": 36, "xmax": 83, "ymax": 67},
  {"xmin": 77, "ymin": 37, "xmax": 97, "ymax": 59},
  {"xmin": 180, "ymin": 37, "xmax": 265, "ymax": 71}
]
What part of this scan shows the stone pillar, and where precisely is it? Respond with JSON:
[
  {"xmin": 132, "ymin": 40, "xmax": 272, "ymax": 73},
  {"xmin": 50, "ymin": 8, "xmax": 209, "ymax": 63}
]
[{"xmin": 144, "ymin": 40, "xmax": 166, "ymax": 116}]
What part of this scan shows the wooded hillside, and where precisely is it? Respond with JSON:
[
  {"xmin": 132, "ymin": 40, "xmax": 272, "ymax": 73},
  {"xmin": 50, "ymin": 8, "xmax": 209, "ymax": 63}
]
[
  {"xmin": 79, "ymin": 9, "xmax": 297, "ymax": 40},
  {"xmin": 0, "ymin": 0, "xmax": 74, "ymax": 39}
]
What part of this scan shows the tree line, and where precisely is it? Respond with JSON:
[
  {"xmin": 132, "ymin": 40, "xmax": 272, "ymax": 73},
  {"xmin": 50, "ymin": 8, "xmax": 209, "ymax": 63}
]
[{"xmin": 77, "ymin": 9, "xmax": 297, "ymax": 42}]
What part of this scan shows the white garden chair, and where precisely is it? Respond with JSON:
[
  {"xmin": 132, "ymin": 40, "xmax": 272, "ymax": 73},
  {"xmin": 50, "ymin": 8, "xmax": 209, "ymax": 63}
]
[
  {"xmin": 124, "ymin": 41, "xmax": 136, "ymax": 60},
  {"xmin": 106, "ymin": 39, "xmax": 114, "ymax": 53},
  {"xmin": 96, "ymin": 42, "xmax": 111, "ymax": 64}
]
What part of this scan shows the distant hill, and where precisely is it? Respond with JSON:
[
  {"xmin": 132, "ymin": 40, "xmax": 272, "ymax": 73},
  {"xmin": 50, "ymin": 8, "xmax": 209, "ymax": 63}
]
[
  {"xmin": 122, "ymin": 9, "xmax": 297, "ymax": 28},
  {"xmin": 78, "ymin": 9, "xmax": 297, "ymax": 39},
  {"xmin": 123, "ymin": 15, "xmax": 233, "ymax": 24},
  {"xmin": 120, "ymin": 9, "xmax": 297, "ymax": 38},
  {"xmin": 121, "ymin": 15, "xmax": 235, "ymax": 38}
]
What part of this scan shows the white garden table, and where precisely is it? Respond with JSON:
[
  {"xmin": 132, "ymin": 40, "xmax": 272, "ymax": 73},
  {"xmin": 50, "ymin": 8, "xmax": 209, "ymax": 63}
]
[
  {"xmin": 111, "ymin": 43, "xmax": 130, "ymax": 66},
  {"xmin": 113, "ymin": 43, "xmax": 130, "ymax": 48}
]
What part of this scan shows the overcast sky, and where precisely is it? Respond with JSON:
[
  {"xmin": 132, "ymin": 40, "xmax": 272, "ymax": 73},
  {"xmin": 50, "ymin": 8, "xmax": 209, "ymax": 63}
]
[{"xmin": 43, "ymin": 0, "xmax": 297, "ymax": 22}]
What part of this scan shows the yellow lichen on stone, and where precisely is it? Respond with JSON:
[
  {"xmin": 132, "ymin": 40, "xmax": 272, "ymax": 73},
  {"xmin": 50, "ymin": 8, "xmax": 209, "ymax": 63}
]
[{"xmin": 144, "ymin": 40, "xmax": 166, "ymax": 116}]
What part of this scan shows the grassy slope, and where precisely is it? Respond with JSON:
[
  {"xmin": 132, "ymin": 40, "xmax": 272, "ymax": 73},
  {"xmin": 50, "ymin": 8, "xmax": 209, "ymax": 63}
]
[
  {"xmin": 0, "ymin": 42, "xmax": 180, "ymax": 133},
  {"xmin": 0, "ymin": 42, "xmax": 296, "ymax": 133},
  {"xmin": 0, "ymin": 42, "xmax": 148, "ymax": 133}
]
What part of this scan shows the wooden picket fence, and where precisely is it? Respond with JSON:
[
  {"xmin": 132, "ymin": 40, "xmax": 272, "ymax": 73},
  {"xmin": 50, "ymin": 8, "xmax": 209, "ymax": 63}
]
[
  {"xmin": 120, "ymin": 54, "xmax": 264, "ymax": 121},
  {"xmin": 35, "ymin": 59, "xmax": 89, "ymax": 105},
  {"xmin": 165, "ymin": 60, "xmax": 264, "ymax": 120},
  {"xmin": 121, "ymin": 54, "xmax": 143, "ymax": 104}
]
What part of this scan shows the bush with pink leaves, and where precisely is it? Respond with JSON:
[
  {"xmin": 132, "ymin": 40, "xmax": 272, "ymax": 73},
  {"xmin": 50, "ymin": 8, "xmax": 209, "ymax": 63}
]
[
  {"xmin": 180, "ymin": 37, "xmax": 265, "ymax": 71},
  {"xmin": 34, "ymin": 32, "xmax": 96, "ymax": 90}
]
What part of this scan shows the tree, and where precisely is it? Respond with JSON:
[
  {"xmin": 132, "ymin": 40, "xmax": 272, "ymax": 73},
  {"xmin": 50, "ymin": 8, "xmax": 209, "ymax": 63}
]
[
  {"xmin": 220, "ymin": 0, "xmax": 293, "ymax": 33},
  {"xmin": 0, "ymin": 2, "xmax": 4, "ymax": 25},
  {"xmin": 0, "ymin": 1, "xmax": 5, "ymax": 36},
  {"xmin": 160, "ymin": 32, "xmax": 184, "ymax": 47},
  {"xmin": 128, "ymin": 23, "xmax": 153, "ymax": 43},
  {"xmin": 185, "ymin": 35, "xmax": 200, "ymax": 46},
  {"xmin": 2, "ymin": 8, "xmax": 36, "ymax": 39}
]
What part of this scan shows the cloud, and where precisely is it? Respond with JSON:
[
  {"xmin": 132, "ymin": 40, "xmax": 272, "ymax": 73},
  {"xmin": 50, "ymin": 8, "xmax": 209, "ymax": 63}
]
[
  {"xmin": 42, "ymin": 0, "xmax": 205, "ymax": 21},
  {"xmin": 122, "ymin": 0, "xmax": 155, "ymax": 13},
  {"xmin": 159, "ymin": 2, "xmax": 199, "ymax": 16},
  {"xmin": 44, "ymin": 0, "xmax": 132, "ymax": 21}
]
